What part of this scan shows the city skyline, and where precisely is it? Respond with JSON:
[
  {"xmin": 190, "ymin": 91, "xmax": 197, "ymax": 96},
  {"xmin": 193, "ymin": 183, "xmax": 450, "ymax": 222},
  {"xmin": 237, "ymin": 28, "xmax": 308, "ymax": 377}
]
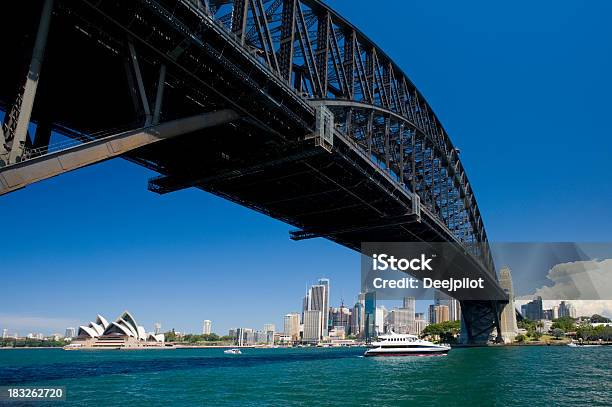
[{"xmin": 1, "ymin": 0, "xmax": 611, "ymax": 336}]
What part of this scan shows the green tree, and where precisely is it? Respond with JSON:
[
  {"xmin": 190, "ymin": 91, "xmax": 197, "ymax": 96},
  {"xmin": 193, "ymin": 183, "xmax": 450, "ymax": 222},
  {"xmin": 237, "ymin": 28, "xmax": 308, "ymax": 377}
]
[
  {"xmin": 551, "ymin": 316, "xmax": 576, "ymax": 332},
  {"xmin": 422, "ymin": 320, "xmax": 460, "ymax": 343},
  {"xmin": 551, "ymin": 328, "xmax": 565, "ymax": 339},
  {"xmin": 515, "ymin": 334, "xmax": 525, "ymax": 343}
]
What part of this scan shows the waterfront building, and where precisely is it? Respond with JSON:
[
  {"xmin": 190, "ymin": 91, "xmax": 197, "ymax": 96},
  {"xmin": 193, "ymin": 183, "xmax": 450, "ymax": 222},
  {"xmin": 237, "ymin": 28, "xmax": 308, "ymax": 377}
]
[
  {"xmin": 72, "ymin": 311, "xmax": 165, "ymax": 349},
  {"xmin": 263, "ymin": 324, "xmax": 275, "ymax": 345},
  {"xmin": 375, "ymin": 306, "xmax": 388, "ymax": 335},
  {"xmin": 235, "ymin": 328, "xmax": 255, "ymax": 346},
  {"xmin": 284, "ymin": 313, "xmax": 300, "ymax": 341},
  {"xmin": 498, "ymin": 266, "xmax": 518, "ymax": 343},
  {"xmin": 413, "ymin": 317, "xmax": 428, "ymax": 335},
  {"xmin": 330, "ymin": 305, "xmax": 351, "ymax": 332},
  {"xmin": 65, "ymin": 327, "xmax": 76, "ymax": 338},
  {"xmin": 303, "ymin": 310, "xmax": 322, "ymax": 342},
  {"xmin": 329, "ymin": 326, "xmax": 346, "ymax": 339},
  {"xmin": 202, "ymin": 320, "xmax": 212, "ymax": 335},
  {"xmin": 523, "ymin": 297, "xmax": 544, "ymax": 320}
]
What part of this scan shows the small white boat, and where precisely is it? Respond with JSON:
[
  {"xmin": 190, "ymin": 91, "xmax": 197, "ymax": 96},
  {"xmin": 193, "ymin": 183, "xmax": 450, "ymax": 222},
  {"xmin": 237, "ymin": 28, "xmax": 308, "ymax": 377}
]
[
  {"xmin": 567, "ymin": 341, "xmax": 602, "ymax": 348},
  {"xmin": 364, "ymin": 332, "xmax": 451, "ymax": 357},
  {"xmin": 224, "ymin": 348, "xmax": 242, "ymax": 354}
]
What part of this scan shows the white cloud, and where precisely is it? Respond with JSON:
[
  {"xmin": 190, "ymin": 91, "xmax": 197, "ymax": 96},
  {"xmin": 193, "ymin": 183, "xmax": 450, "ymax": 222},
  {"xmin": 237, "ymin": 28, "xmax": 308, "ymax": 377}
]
[
  {"xmin": 516, "ymin": 259, "xmax": 612, "ymax": 301},
  {"xmin": 514, "ymin": 259, "xmax": 612, "ymax": 318}
]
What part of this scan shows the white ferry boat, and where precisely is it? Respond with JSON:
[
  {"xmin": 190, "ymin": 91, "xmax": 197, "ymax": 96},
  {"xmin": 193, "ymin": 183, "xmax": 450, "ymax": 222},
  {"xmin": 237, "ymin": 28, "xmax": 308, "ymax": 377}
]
[
  {"xmin": 364, "ymin": 332, "xmax": 451, "ymax": 357},
  {"xmin": 224, "ymin": 348, "xmax": 242, "ymax": 355}
]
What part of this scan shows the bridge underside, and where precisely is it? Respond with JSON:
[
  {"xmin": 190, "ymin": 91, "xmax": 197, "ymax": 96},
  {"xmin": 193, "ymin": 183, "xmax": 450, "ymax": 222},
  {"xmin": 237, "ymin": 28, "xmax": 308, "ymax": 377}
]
[
  {"xmin": 0, "ymin": 0, "xmax": 466, "ymax": 251},
  {"xmin": 0, "ymin": 0, "xmax": 507, "ymax": 344}
]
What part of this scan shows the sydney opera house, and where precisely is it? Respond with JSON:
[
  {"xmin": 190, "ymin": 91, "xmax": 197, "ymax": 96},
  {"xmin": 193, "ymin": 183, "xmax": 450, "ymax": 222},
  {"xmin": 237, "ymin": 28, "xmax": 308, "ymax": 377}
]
[{"xmin": 68, "ymin": 311, "xmax": 168, "ymax": 349}]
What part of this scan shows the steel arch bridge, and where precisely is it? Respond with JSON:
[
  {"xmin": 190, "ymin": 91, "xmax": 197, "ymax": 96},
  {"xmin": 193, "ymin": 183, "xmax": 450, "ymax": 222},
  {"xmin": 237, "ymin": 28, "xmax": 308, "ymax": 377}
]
[{"xmin": 0, "ymin": 0, "xmax": 509, "ymax": 343}]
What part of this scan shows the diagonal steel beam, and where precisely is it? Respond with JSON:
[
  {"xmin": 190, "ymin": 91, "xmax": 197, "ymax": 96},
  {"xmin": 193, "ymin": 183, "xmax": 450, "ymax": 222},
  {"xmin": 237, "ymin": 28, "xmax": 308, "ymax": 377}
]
[{"xmin": 0, "ymin": 110, "xmax": 239, "ymax": 196}]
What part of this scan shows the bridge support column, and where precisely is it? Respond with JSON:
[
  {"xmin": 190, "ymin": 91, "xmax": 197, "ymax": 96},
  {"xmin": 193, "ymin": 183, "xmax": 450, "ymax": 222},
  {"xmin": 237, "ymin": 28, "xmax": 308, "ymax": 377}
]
[
  {"xmin": 2, "ymin": 0, "xmax": 54, "ymax": 165},
  {"xmin": 459, "ymin": 300, "xmax": 505, "ymax": 345}
]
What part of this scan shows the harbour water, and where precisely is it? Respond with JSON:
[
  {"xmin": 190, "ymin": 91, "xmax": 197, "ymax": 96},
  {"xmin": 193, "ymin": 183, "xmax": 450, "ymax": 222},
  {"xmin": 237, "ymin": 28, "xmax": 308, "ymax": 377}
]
[{"xmin": 0, "ymin": 346, "xmax": 610, "ymax": 406}]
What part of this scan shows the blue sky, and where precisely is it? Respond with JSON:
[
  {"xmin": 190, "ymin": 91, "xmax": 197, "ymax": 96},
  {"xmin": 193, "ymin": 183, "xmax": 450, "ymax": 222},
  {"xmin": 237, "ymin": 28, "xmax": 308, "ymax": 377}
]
[{"xmin": 1, "ymin": 0, "xmax": 611, "ymax": 335}]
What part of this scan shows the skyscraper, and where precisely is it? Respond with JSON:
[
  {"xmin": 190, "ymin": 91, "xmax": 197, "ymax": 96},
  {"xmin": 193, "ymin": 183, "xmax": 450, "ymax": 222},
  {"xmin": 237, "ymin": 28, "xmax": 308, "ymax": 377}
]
[
  {"xmin": 364, "ymin": 291, "xmax": 376, "ymax": 340},
  {"xmin": 351, "ymin": 302, "xmax": 364, "ymax": 336},
  {"xmin": 388, "ymin": 308, "xmax": 413, "ymax": 334},
  {"xmin": 65, "ymin": 327, "xmax": 76, "ymax": 338},
  {"xmin": 202, "ymin": 320, "xmax": 212, "ymax": 335},
  {"xmin": 318, "ymin": 278, "xmax": 330, "ymax": 336},
  {"xmin": 559, "ymin": 301, "xmax": 576, "ymax": 318},
  {"xmin": 434, "ymin": 291, "xmax": 460, "ymax": 321},
  {"xmin": 523, "ymin": 297, "xmax": 543, "ymax": 320},
  {"xmin": 307, "ymin": 283, "xmax": 328, "ymax": 338},
  {"xmin": 402, "ymin": 297, "xmax": 416, "ymax": 320},
  {"xmin": 154, "ymin": 322, "xmax": 162, "ymax": 335},
  {"xmin": 375, "ymin": 306, "xmax": 388, "ymax": 334},
  {"xmin": 1, "ymin": 328, "xmax": 7, "ymax": 339},
  {"xmin": 303, "ymin": 310, "xmax": 322, "ymax": 342},
  {"xmin": 284, "ymin": 313, "xmax": 300, "ymax": 341},
  {"xmin": 429, "ymin": 304, "xmax": 450, "ymax": 324}
]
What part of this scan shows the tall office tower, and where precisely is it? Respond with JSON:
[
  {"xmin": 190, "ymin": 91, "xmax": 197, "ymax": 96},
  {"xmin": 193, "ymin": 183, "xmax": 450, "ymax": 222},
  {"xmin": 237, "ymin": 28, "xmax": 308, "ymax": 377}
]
[
  {"xmin": 154, "ymin": 322, "xmax": 162, "ymax": 335},
  {"xmin": 552, "ymin": 305, "xmax": 559, "ymax": 319},
  {"xmin": 64, "ymin": 327, "xmax": 76, "ymax": 338},
  {"xmin": 435, "ymin": 305, "xmax": 450, "ymax": 323},
  {"xmin": 524, "ymin": 297, "xmax": 544, "ymax": 320},
  {"xmin": 415, "ymin": 312, "xmax": 425, "ymax": 320},
  {"xmin": 351, "ymin": 302, "xmax": 364, "ymax": 336},
  {"xmin": 263, "ymin": 323, "xmax": 275, "ymax": 333},
  {"xmin": 284, "ymin": 313, "xmax": 300, "ymax": 341},
  {"xmin": 303, "ymin": 310, "xmax": 322, "ymax": 342},
  {"xmin": 302, "ymin": 293, "xmax": 309, "ymax": 323},
  {"xmin": 559, "ymin": 302, "xmax": 577, "ymax": 318},
  {"xmin": 434, "ymin": 291, "xmax": 461, "ymax": 321},
  {"xmin": 429, "ymin": 304, "xmax": 450, "ymax": 324},
  {"xmin": 375, "ymin": 306, "xmax": 388, "ymax": 334},
  {"xmin": 402, "ymin": 297, "xmax": 416, "ymax": 321},
  {"xmin": 308, "ymin": 284, "xmax": 328, "ymax": 338},
  {"xmin": 1, "ymin": 328, "xmax": 7, "ymax": 339},
  {"xmin": 428, "ymin": 304, "xmax": 436, "ymax": 324},
  {"xmin": 202, "ymin": 320, "xmax": 212, "ymax": 335},
  {"xmin": 498, "ymin": 266, "xmax": 518, "ymax": 343},
  {"xmin": 318, "ymin": 278, "xmax": 330, "ymax": 336},
  {"xmin": 364, "ymin": 291, "xmax": 376, "ymax": 340}
]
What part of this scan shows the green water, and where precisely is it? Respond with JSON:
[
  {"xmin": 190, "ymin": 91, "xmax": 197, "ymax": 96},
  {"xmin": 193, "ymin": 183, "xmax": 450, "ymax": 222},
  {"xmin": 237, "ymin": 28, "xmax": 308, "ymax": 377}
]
[{"xmin": 0, "ymin": 346, "xmax": 610, "ymax": 406}]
